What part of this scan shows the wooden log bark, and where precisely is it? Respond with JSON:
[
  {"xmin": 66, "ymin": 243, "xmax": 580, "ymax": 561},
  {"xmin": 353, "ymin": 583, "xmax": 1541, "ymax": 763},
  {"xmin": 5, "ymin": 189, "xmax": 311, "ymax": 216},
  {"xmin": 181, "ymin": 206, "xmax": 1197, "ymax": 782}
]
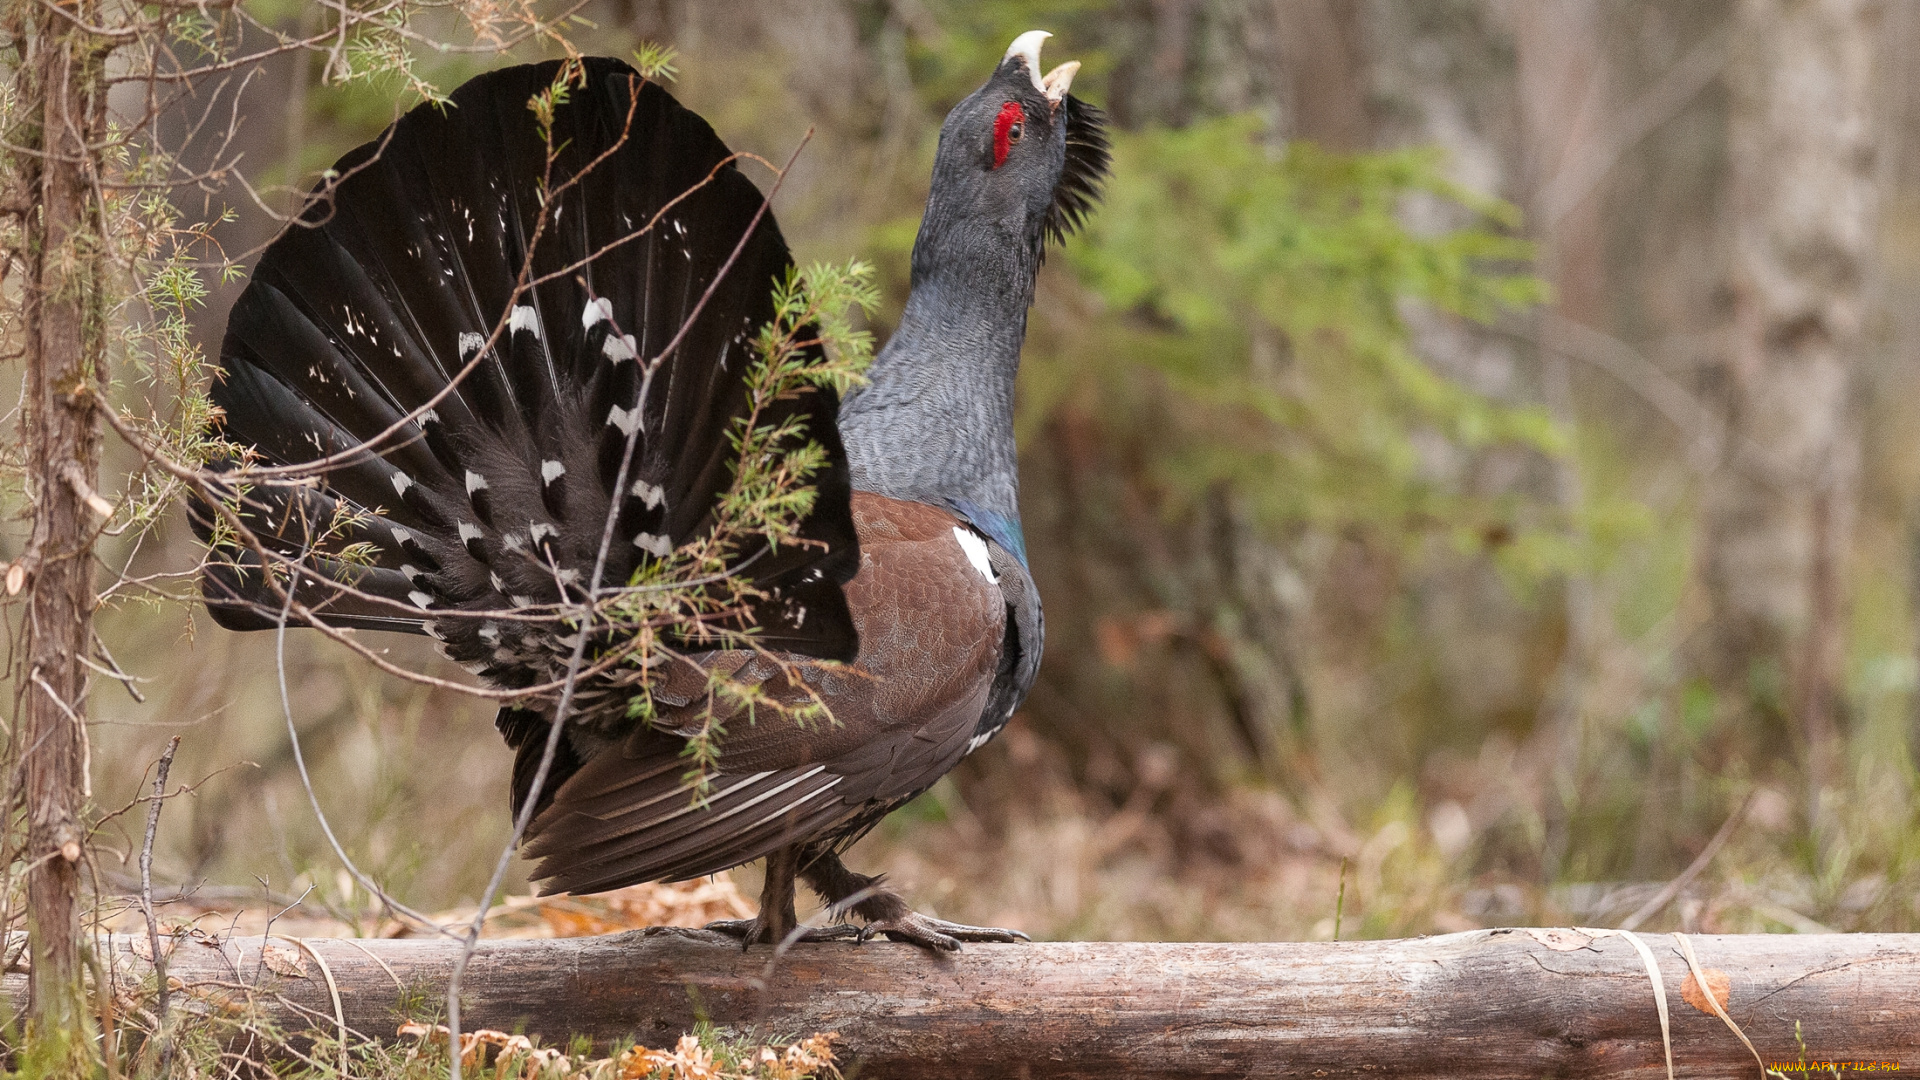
[{"xmin": 50, "ymin": 928, "xmax": 1919, "ymax": 1077}]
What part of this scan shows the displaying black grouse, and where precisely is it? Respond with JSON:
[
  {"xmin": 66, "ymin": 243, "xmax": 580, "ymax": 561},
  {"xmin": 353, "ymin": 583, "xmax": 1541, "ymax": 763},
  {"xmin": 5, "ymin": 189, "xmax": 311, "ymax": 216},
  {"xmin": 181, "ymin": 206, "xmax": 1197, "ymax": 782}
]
[{"xmin": 195, "ymin": 31, "xmax": 1107, "ymax": 949}]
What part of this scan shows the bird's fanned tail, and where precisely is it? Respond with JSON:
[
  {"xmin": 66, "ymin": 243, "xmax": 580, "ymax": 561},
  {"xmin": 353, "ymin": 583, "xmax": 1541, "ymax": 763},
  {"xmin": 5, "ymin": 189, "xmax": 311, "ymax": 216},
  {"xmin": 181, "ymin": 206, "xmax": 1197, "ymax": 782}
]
[{"xmin": 196, "ymin": 58, "xmax": 861, "ymax": 805}]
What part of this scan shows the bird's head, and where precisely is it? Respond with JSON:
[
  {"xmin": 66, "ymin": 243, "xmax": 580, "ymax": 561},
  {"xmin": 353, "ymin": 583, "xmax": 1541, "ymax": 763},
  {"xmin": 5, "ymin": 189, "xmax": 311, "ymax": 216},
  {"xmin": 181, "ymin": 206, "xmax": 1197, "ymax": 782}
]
[{"xmin": 917, "ymin": 30, "xmax": 1110, "ymax": 271}]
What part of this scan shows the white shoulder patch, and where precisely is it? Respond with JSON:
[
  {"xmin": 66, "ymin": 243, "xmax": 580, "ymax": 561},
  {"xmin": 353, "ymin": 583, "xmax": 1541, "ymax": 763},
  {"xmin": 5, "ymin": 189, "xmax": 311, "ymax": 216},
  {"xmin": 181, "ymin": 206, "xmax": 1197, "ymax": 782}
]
[{"xmin": 953, "ymin": 526, "xmax": 998, "ymax": 583}]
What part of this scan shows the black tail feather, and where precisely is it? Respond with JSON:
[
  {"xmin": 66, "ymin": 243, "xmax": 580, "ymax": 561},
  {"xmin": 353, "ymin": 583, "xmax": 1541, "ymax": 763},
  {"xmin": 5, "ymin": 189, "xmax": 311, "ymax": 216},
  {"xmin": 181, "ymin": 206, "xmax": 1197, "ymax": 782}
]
[{"xmin": 200, "ymin": 58, "xmax": 859, "ymax": 679}]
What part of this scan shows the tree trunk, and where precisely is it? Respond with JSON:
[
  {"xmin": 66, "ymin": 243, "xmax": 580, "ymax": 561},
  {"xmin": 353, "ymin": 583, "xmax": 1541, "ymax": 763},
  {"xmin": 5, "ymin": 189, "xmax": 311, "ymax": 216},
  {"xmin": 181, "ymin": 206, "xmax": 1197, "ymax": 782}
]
[
  {"xmin": 1698, "ymin": 0, "xmax": 1879, "ymax": 809},
  {"xmin": 1505, "ymin": 0, "xmax": 1612, "ymax": 880},
  {"xmin": 18, "ymin": 0, "xmax": 104, "ymax": 1035}
]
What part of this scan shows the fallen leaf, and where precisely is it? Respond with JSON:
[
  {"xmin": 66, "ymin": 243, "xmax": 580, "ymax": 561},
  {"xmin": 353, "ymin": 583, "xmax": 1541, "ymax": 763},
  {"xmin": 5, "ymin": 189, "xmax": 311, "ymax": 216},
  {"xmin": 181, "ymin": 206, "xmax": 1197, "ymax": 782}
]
[
  {"xmin": 5, "ymin": 563, "xmax": 23, "ymax": 595},
  {"xmin": 1682, "ymin": 967, "xmax": 1732, "ymax": 1015},
  {"xmin": 1525, "ymin": 927, "xmax": 1593, "ymax": 951},
  {"xmin": 261, "ymin": 942, "xmax": 308, "ymax": 978},
  {"xmin": 541, "ymin": 906, "xmax": 619, "ymax": 938}
]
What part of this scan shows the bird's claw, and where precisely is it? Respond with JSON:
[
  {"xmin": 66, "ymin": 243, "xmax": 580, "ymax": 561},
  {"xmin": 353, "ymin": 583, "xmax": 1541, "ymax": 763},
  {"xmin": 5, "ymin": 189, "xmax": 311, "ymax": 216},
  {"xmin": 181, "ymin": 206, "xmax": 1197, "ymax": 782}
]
[
  {"xmin": 853, "ymin": 912, "xmax": 1031, "ymax": 951},
  {"xmin": 694, "ymin": 917, "xmax": 861, "ymax": 947}
]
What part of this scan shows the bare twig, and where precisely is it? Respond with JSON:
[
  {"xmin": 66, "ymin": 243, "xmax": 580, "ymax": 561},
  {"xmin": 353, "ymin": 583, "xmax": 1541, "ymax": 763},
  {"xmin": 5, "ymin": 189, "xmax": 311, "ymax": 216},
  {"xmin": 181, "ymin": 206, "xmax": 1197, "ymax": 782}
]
[
  {"xmin": 1538, "ymin": 26, "xmax": 1730, "ymax": 227},
  {"xmin": 81, "ymin": 637, "xmax": 146, "ymax": 704},
  {"xmin": 271, "ymin": 576, "xmax": 453, "ymax": 938},
  {"xmin": 1617, "ymin": 789, "xmax": 1754, "ymax": 932},
  {"xmin": 139, "ymin": 735, "xmax": 181, "ymax": 1073}
]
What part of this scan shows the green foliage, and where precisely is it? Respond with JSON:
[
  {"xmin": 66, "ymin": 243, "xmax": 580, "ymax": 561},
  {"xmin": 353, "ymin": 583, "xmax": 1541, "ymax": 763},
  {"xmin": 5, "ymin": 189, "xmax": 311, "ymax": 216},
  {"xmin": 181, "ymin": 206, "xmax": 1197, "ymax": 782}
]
[
  {"xmin": 632, "ymin": 41, "xmax": 680, "ymax": 83},
  {"xmin": 604, "ymin": 259, "xmax": 879, "ymax": 795},
  {"xmin": 1034, "ymin": 115, "xmax": 1558, "ymax": 568},
  {"xmin": 111, "ymin": 192, "xmax": 240, "ymax": 540}
]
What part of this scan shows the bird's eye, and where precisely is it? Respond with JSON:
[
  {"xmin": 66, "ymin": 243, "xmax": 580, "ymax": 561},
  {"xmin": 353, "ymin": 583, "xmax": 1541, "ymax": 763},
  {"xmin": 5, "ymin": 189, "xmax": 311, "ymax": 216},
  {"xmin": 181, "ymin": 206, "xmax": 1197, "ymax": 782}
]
[{"xmin": 992, "ymin": 101, "xmax": 1025, "ymax": 169}]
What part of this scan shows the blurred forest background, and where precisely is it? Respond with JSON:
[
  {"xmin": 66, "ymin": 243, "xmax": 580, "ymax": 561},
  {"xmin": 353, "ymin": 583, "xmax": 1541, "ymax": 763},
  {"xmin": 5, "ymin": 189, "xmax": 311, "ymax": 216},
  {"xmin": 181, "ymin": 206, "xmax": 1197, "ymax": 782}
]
[{"xmin": 75, "ymin": 0, "xmax": 1920, "ymax": 941}]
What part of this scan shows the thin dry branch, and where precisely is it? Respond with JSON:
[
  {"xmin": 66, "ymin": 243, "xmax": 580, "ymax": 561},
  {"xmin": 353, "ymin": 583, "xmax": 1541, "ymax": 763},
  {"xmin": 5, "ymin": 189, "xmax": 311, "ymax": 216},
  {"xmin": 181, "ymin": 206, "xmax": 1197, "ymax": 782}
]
[{"xmin": 137, "ymin": 735, "xmax": 180, "ymax": 1072}]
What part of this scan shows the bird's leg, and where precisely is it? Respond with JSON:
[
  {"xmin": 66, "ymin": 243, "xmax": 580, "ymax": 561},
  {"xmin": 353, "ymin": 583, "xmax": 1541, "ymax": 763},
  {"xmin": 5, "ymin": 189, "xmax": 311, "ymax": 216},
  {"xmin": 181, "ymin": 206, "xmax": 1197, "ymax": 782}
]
[
  {"xmin": 800, "ymin": 848, "xmax": 1029, "ymax": 951},
  {"xmin": 699, "ymin": 845, "xmax": 856, "ymax": 946}
]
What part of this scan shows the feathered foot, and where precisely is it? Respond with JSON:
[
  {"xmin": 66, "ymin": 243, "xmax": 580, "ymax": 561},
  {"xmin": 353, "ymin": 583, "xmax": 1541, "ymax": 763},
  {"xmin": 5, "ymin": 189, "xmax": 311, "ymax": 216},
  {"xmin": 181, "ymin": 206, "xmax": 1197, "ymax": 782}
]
[
  {"xmin": 672, "ymin": 844, "xmax": 857, "ymax": 948},
  {"xmin": 801, "ymin": 849, "xmax": 1029, "ymax": 952},
  {"xmin": 696, "ymin": 918, "xmax": 860, "ymax": 945}
]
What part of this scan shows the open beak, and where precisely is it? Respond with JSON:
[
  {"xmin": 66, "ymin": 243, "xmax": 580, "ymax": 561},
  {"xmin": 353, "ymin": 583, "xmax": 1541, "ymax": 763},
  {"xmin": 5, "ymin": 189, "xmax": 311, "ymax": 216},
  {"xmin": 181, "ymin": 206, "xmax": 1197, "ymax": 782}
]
[
  {"xmin": 1006, "ymin": 30, "xmax": 1081, "ymax": 112},
  {"xmin": 1042, "ymin": 61, "xmax": 1080, "ymax": 109}
]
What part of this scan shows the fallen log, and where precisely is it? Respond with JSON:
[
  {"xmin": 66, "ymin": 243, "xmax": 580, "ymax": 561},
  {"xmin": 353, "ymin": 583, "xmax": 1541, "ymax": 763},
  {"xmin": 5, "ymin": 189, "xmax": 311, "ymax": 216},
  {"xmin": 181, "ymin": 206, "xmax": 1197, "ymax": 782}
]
[{"xmin": 44, "ymin": 927, "xmax": 1918, "ymax": 1078}]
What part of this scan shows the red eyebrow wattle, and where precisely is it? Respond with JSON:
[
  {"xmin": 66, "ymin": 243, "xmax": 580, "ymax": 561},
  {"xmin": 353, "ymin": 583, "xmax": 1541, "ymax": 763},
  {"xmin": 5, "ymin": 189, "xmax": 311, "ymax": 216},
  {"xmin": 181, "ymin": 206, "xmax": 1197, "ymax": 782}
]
[{"xmin": 992, "ymin": 101, "xmax": 1024, "ymax": 169}]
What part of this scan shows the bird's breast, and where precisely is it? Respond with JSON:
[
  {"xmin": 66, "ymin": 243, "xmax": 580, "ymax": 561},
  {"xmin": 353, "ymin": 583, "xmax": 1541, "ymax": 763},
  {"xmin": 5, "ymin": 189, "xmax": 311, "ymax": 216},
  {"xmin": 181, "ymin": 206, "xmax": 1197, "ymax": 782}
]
[{"xmin": 839, "ymin": 492, "xmax": 1006, "ymax": 710}]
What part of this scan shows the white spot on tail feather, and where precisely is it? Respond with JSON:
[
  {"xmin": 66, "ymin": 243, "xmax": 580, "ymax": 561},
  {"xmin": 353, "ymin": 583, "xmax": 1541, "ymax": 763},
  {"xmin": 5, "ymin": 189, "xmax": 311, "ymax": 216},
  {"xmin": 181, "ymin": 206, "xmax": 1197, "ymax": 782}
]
[
  {"xmin": 465, "ymin": 470, "xmax": 489, "ymax": 494},
  {"xmin": 582, "ymin": 297, "xmax": 613, "ymax": 329},
  {"xmin": 954, "ymin": 527, "xmax": 997, "ymax": 583},
  {"xmin": 408, "ymin": 590, "xmax": 435, "ymax": 611},
  {"xmin": 541, "ymin": 459, "xmax": 567, "ymax": 484},
  {"xmin": 391, "ymin": 473, "xmax": 413, "ymax": 497},
  {"xmin": 602, "ymin": 333, "xmax": 637, "ymax": 363},
  {"xmin": 508, "ymin": 305, "xmax": 541, "ymax": 337},
  {"xmin": 632, "ymin": 480, "xmax": 664, "ymax": 508},
  {"xmin": 607, "ymin": 404, "xmax": 640, "ymax": 436},
  {"xmin": 457, "ymin": 521, "xmax": 483, "ymax": 544},
  {"xmin": 490, "ymin": 572, "xmax": 507, "ymax": 593},
  {"xmin": 458, "ymin": 332, "xmax": 486, "ymax": 357},
  {"xmin": 529, "ymin": 522, "xmax": 557, "ymax": 544},
  {"xmin": 633, "ymin": 532, "xmax": 672, "ymax": 558}
]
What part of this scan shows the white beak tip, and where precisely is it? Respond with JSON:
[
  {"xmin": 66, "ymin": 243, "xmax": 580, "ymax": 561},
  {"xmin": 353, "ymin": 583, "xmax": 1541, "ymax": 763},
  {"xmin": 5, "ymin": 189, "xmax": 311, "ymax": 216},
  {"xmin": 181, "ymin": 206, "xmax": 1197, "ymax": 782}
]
[
  {"xmin": 1005, "ymin": 30, "xmax": 1052, "ymax": 93},
  {"xmin": 1042, "ymin": 60, "xmax": 1080, "ymax": 103}
]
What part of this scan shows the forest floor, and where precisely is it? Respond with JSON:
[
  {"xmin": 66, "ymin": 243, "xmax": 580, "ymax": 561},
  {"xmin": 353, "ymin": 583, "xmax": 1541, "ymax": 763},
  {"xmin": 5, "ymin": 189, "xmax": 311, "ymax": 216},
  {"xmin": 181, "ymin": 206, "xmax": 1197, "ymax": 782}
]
[{"xmin": 93, "ymin": 723, "xmax": 1889, "ymax": 948}]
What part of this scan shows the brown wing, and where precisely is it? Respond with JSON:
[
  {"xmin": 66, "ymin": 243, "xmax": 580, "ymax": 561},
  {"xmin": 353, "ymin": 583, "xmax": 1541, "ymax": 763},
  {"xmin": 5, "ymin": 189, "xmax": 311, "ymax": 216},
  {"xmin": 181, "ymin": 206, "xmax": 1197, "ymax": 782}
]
[{"xmin": 522, "ymin": 493, "xmax": 1005, "ymax": 892}]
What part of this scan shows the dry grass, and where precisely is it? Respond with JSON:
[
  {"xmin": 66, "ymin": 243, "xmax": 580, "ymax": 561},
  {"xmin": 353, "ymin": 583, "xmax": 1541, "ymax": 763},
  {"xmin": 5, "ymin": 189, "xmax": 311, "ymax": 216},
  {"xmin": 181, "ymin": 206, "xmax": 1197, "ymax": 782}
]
[{"xmin": 95, "ymin": 878, "xmax": 754, "ymax": 941}]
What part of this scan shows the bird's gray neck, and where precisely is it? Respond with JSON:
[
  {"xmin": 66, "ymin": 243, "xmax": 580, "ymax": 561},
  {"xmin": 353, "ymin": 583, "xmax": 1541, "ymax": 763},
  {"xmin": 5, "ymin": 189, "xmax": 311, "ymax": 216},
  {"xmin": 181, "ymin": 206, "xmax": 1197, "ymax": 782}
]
[{"xmin": 838, "ymin": 224, "xmax": 1038, "ymax": 533}]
